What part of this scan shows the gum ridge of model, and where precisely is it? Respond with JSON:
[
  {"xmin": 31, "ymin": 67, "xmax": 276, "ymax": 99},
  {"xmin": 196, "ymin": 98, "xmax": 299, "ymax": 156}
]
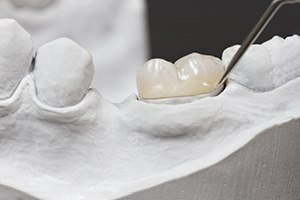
[{"xmin": 0, "ymin": 19, "xmax": 299, "ymax": 200}]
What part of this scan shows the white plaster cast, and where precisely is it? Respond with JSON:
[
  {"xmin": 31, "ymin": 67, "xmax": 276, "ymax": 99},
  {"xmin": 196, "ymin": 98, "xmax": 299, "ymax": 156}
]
[
  {"xmin": 33, "ymin": 38, "xmax": 94, "ymax": 107},
  {"xmin": 0, "ymin": 0, "xmax": 148, "ymax": 102},
  {"xmin": 0, "ymin": 22, "xmax": 299, "ymax": 199},
  {"xmin": 0, "ymin": 19, "xmax": 33, "ymax": 100},
  {"xmin": 222, "ymin": 35, "xmax": 300, "ymax": 91}
]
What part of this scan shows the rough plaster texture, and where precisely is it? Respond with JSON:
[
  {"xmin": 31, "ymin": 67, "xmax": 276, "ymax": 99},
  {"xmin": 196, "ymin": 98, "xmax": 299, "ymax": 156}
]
[
  {"xmin": 0, "ymin": 20, "xmax": 299, "ymax": 199},
  {"xmin": 0, "ymin": 185, "xmax": 37, "ymax": 200},
  {"xmin": 0, "ymin": 71, "xmax": 300, "ymax": 199},
  {"xmin": 119, "ymin": 119, "xmax": 300, "ymax": 200},
  {"xmin": 1, "ymin": 118, "xmax": 299, "ymax": 200}
]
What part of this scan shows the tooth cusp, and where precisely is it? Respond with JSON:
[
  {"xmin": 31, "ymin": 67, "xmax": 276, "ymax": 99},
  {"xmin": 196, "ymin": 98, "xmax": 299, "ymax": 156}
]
[
  {"xmin": 137, "ymin": 58, "xmax": 179, "ymax": 99},
  {"xmin": 137, "ymin": 53, "xmax": 224, "ymax": 99},
  {"xmin": 33, "ymin": 38, "xmax": 94, "ymax": 107},
  {"xmin": 175, "ymin": 53, "xmax": 224, "ymax": 95}
]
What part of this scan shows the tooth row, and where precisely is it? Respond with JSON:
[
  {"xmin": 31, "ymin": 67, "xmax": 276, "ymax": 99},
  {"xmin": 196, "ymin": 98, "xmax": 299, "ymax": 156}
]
[
  {"xmin": 0, "ymin": 18, "xmax": 225, "ymax": 105},
  {"xmin": 0, "ymin": 19, "xmax": 94, "ymax": 107},
  {"xmin": 137, "ymin": 53, "xmax": 225, "ymax": 99},
  {"xmin": 222, "ymin": 35, "xmax": 300, "ymax": 91}
]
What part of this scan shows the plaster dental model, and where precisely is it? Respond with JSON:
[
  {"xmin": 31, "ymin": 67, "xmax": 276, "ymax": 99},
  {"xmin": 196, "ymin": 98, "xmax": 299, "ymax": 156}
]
[
  {"xmin": 0, "ymin": 19, "xmax": 299, "ymax": 200},
  {"xmin": 0, "ymin": 0, "xmax": 148, "ymax": 102}
]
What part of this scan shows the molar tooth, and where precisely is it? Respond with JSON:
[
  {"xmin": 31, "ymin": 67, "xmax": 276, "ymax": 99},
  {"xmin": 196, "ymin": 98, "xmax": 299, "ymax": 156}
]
[
  {"xmin": 33, "ymin": 38, "xmax": 94, "ymax": 107},
  {"xmin": 0, "ymin": 19, "xmax": 33, "ymax": 100},
  {"xmin": 137, "ymin": 53, "xmax": 224, "ymax": 99}
]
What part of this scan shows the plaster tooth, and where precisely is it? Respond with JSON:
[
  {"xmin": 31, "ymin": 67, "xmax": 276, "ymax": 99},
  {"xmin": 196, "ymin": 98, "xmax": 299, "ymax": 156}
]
[
  {"xmin": 33, "ymin": 38, "xmax": 94, "ymax": 107},
  {"xmin": 137, "ymin": 53, "xmax": 224, "ymax": 99},
  {"xmin": 0, "ymin": 19, "xmax": 33, "ymax": 100}
]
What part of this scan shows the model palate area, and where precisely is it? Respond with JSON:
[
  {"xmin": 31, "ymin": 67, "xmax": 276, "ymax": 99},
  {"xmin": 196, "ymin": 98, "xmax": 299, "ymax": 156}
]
[{"xmin": 136, "ymin": 53, "xmax": 225, "ymax": 99}]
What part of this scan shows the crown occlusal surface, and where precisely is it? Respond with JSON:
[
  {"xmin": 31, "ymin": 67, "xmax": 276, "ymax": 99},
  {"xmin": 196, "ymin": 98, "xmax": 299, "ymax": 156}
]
[
  {"xmin": 33, "ymin": 38, "xmax": 94, "ymax": 107},
  {"xmin": 137, "ymin": 53, "xmax": 224, "ymax": 99},
  {"xmin": 0, "ymin": 19, "xmax": 33, "ymax": 100}
]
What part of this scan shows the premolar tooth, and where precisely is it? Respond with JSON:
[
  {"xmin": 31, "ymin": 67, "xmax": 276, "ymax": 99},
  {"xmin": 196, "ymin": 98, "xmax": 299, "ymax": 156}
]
[
  {"xmin": 137, "ymin": 53, "xmax": 224, "ymax": 99},
  {"xmin": 0, "ymin": 19, "xmax": 33, "ymax": 100},
  {"xmin": 33, "ymin": 38, "xmax": 94, "ymax": 107},
  {"xmin": 175, "ymin": 53, "xmax": 224, "ymax": 96}
]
